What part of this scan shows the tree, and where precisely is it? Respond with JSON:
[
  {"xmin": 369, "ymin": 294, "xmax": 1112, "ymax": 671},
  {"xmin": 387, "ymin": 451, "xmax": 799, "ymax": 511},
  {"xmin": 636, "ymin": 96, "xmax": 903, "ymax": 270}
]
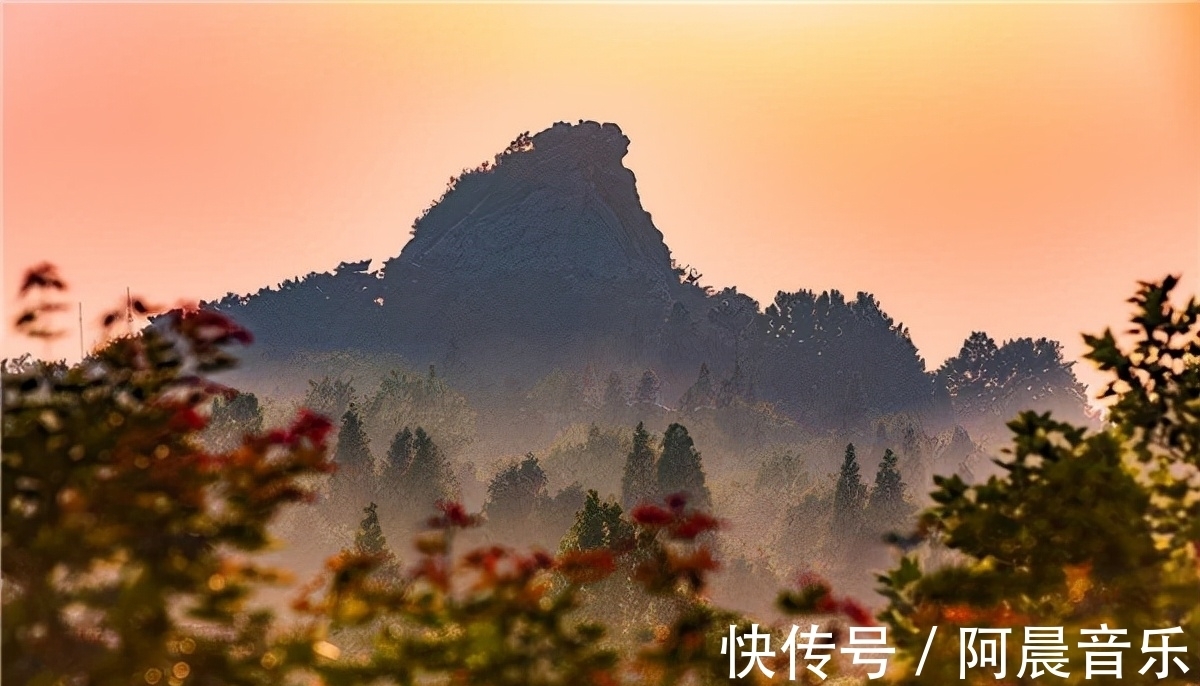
[
  {"xmin": 541, "ymin": 423, "xmax": 626, "ymax": 496},
  {"xmin": 355, "ymin": 502, "xmax": 389, "ymax": 556},
  {"xmin": 937, "ymin": 331, "xmax": 1092, "ymax": 437},
  {"xmin": 655, "ymin": 424, "xmax": 711, "ymax": 512},
  {"xmin": 384, "ymin": 426, "xmax": 415, "ymax": 477},
  {"xmin": 634, "ymin": 369, "xmax": 661, "ymax": 407},
  {"xmin": 361, "ymin": 366, "xmax": 476, "ymax": 459},
  {"xmin": 560, "ymin": 489, "xmax": 634, "ymax": 554},
  {"xmin": 303, "ymin": 375, "xmax": 356, "ymax": 425},
  {"xmin": 866, "ymin": 448, "xmax": 915, "ymax": 530},
  {"xmin": 334, "ymin": 403, "xmax": 373, "ymax": 474},
  {"xmin": 201, "ymin": 391, "xmax": 264, "ymax": 453},
  {"xmin": 879, "ymin": 277, "xmax": 1200, "ymax": 685},
  {"xmin": 407, "ymin": 428, "xmax": 456, "ymax": 507},
  {"xmin": 485, "ymin": 453, "xmax": 549, "ymax": 529},
  {"xmin": 2, "ymin": 268, "xmax": 334, "ymax": 685},
  {"xmin": 832, "ymin": 442, "xmax": 867, "ymax": 531},
  {"xmin": 677, "ymin": 363, "xmax": 715, "ymax": 413},
  {"xmin": 621, "ymin": 422, "xmax": 658, "ymax": 510}
]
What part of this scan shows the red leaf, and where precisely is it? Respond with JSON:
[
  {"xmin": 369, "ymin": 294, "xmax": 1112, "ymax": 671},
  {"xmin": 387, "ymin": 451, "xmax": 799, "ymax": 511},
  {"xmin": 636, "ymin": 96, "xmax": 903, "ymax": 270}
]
[
  {"xmin": 669, "ymin": 512, "xmax": 721, "ymax": 540},
  {"xmin": 631, "ymin": 504, "xmax": 674, "ymax": 527}
]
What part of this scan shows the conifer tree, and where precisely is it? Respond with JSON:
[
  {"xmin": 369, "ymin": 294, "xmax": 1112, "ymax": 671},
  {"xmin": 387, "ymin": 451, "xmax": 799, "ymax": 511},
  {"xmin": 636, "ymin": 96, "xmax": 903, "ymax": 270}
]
[
  {"xmin": 656, "ymin": 423, "xmax": 711, "ymax": 511},
  {"xmin": 384, "ymin": 427, "xmax": 415, "ymax": 476},
  {"xmin": 634, "ymin": 369, "xmax": 661, "ymax": 406},
  {"xmin": 335, "ymin": 403, "xmax": 373, "ymax": 474},
  {"xmin": 621, "ymin": 422, "xmax": 658, "ymax": 510},
  {"xmin": 677, "ymin": 363, "xmax": 716, "ymax": 412},
  {"xmin": 866, "ymin": 448, "xmax": 909, "ymax": 521},
  {"xmin": 833, "ymin": 442, "xmax": 867, "ymax": 531},
  {"xmin": 330, "ymin": 404, "xmax": 374, "ymax": 522},
  {"xmin": 559, "ymin": 489, "xmax": 633, "ymax": 554},
  {"xmin": 355, "ymin": 502, "xmax": 389, "ymax": 556},
  {"xmin": 405, "ymin": 427, "xmax": 456, "ymax": 508},
  {"xmin": 485, "ymin": 453, "xmax": 549, "ymax": 529}
]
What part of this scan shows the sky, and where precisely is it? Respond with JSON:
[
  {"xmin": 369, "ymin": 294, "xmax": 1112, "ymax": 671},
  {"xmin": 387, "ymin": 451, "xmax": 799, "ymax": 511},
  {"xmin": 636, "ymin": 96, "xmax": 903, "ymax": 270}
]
[{"xmin": 4, "ymin": 2, "xmax": 1199, "ymax": 403}]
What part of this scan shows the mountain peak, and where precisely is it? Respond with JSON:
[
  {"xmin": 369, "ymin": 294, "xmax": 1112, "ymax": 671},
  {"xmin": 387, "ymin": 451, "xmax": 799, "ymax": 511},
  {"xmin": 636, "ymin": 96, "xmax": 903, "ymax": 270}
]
[
  {"xmin": 531, "ymin": 120, "xmax": 631, "ymax": 162},
  {"xmin": 387, "ymin": 121, "xmax": 673, "ymax": 287}
]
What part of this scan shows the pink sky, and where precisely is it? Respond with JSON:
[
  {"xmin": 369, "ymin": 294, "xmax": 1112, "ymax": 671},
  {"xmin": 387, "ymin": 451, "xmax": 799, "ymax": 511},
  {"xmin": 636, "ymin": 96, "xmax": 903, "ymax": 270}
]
[{"xmin": 4, "ymin": 3, "xmax": 1198, "ymax": 401}]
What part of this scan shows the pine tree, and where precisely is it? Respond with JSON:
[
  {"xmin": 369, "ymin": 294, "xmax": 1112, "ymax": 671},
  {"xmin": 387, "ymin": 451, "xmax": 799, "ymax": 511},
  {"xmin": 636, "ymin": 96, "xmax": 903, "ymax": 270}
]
[
  {"xmin": 620, "ymin": 422, "xmax": 657, "ymax": 510},
  {"xmin": 405, "ymin": 427, "xmax": 456, "ymax": 509},
  {"xmin": 867, "ymin": 448, "xmax": 908, "ymax": 521},
  {"xmin": 677, "ymin": 363, "xmax": 716, "ymax": 412},
  {"xmin": 485, "ymin": 453, "xmax": 549, "ymax": 528},
  {"xmin": 560, "ymin": 489, "xmax": 634, "ymax": 554},
  {"xmin": 335, "ymin": 403, "xmax": 373, "ymax": 474},
  {"xmin": 833, "ymin": 442, "xmax": 867, "ymax": 531},
  {"xmin": 331, "ymin": 404, "xmax": 374, "ymax": 520},
  {"xmin": 384, "ymin": 427, "xmax": 415, "ymax": 476},
  {"xmin": 656, "ymin": 423, "xmax": 711, "ymax": 511},
  {"xmin": 634, "ymin": 369, "xmax": 661, "ymax": 407},
  {"xmin": 355, "ymin": 502, "xmax": 389, "ymax": 556}
]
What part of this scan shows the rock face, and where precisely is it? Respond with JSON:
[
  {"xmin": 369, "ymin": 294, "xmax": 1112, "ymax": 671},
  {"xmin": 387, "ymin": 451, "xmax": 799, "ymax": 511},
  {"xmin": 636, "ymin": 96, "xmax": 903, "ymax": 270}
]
[
  {"xmin": 208, "ymin": 119, "xmax": 1088, "ymax": 434},
  {"xmin": 375, "ymin": 121, "xmax": 701, "ymax": 379}
]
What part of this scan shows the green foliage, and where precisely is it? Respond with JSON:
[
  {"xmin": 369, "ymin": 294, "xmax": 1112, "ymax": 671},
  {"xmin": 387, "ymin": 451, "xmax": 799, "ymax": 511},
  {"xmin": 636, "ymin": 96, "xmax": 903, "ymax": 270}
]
[
  {"xmin": 543, "ymin": 423, "xmax": 628, "ymax": 497},
  {"xmin": 560, "ymin": 490, "xmax": 635, "ymax": 554},
  {"xmin": 878, "ymin": 277, "xmax": 1200, "ymax": 685},
  {"xmin": 621, "ymin": 421, "xmax": 658, "ymax": 510},
  {"xmin": 527, "ymin": 369, "xmax": 586, "ymax": 420},
  {"xmin": 833, "ymin": 443, "xmax": 867, "ymax": 531},
  {"xmin": 1085, "ymin": 275, "xmax": 1200, "ymax": 545},
  {"xmin": 382, "ymin": 426, "xmax": 457, "ymax": 522},
  {"xmin": 485, "ymin": 453, "xmax": 550, "ymax": 528},
  {"xmin": 656, "ymin": 424, "xmax": 712, "ymax": 512},
  {"xmin": 2, "ymin": 273, "xmax": 334, "ymax": 686},
  {"xmin": 361, "ymin": 366, "xmax": 477, "ymax": 459},
  {"xmin": 289, "ymin": 496, "xmax": 737, "ymax": 686},
  {"xmin": 937, "ymin": 331, "xmax": 1091, "ymax": 433}
]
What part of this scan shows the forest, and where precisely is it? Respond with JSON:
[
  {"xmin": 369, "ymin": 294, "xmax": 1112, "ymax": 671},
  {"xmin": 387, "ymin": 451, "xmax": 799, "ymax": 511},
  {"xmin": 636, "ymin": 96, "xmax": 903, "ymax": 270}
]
[{"xmin": 4, "ymin": 261, "xmax": 1198, "ymax": 685}]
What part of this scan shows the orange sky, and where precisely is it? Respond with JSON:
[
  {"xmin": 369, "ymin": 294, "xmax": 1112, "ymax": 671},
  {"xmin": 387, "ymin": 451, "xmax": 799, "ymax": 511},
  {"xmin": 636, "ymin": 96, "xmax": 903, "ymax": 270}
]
[{"xmin": 4, "ymin": 3, "xmax": 1198, "ymax": 401}]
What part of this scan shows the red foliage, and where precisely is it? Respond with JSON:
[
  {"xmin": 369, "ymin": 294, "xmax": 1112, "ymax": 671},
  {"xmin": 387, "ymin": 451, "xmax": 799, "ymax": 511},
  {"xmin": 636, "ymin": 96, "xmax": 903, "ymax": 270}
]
[
  {"xmin": 837, "ymin": 598, "xmax": 874, "ymax": 626},
  {"xmin": 669, "ymin": 511, "xmax": 721, "ymax": 540},
  {"xmin": 169, "ymin": 407, "xmax": 208, "ymax": 432},
  {"xmin": 556, "ymin": 549, "xmax": 617, "ymax": 585},
  {"xmin": 283, "ymin": 409, "xmax": 334, "ymax": 448},
  {"xmin": 631, "ymin": 504, "xmax": 674, "ymax": 527},
  {"xmin": 426, "ymin": 500, "xmax": 483, "ymax": 530}
]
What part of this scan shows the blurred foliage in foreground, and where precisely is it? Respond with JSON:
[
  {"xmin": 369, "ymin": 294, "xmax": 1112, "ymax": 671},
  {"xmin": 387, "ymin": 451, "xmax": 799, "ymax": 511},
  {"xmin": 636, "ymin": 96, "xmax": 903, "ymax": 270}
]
[
  {"xmin": 879, "ymin": 276, "xmax": 1200, "ymax": 684},
  {"xmin": 4, "ymin": 266, "xmax": 1198, "ymax": 685}
]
